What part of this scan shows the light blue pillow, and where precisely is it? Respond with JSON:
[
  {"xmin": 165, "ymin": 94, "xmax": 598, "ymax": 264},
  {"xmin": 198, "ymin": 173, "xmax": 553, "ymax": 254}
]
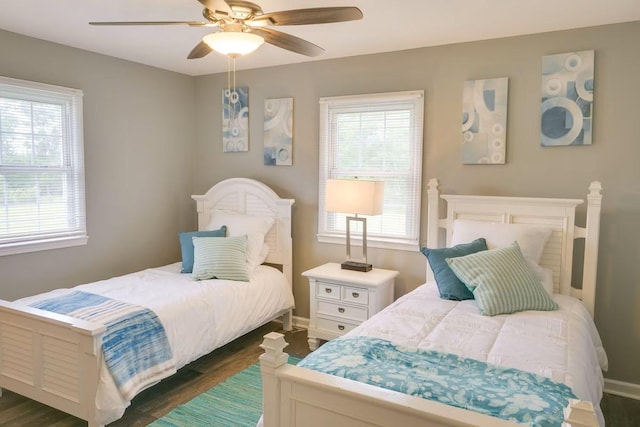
[
  {"xmin": 192, "ymin": 235, "xmax": 250, "ymax": 282},
  {"xmin": 446, "ymin": 242, "xmax": 558, "ymax": 316},
  {"xmin": 179, "ymin": 226, "xmax": 227, "ymax": 273},
  {"xmin": 420, "ymin": 238, "xmax": 487, "ymax": 300}
]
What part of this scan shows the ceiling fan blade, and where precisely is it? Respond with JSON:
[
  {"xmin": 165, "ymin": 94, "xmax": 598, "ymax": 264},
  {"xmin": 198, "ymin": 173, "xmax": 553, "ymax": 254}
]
[
  {"xmin": 89, "ymin": 21, "xmax": 210, "ymax": 27},
  {"xmin": 250, "ymin": 7, "xmax": 363, "ymax": 26},
  {"xmin": 187, "ymin": 40, "xmax": 213, "ymax": 59},
  {"xmin": 250, "ymin": 27, "xmax": 324, "ymax": 57}
]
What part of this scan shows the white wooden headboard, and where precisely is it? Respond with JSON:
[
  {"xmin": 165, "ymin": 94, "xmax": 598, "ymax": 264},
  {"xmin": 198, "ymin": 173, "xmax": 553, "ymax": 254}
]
[
  {"xmin": 425, "ymin": 178, "xmax": 603, "ymax": 317},
  {"xmin": 191, "ymin": 178, "xmax": 295, "ymax": 286}
]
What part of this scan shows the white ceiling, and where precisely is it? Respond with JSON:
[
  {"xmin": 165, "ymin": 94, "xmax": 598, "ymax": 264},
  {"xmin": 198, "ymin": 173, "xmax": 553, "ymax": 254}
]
[{"xmin": 1, "ymin": 0, "xmax": 639, "ymax": 76}]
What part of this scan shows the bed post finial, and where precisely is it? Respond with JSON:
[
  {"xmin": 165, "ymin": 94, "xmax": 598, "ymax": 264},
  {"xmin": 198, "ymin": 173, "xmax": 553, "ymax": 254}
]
[
  {"xmin": 587, "ymin": 181, "xmax": 603, "ymax": 205},
  {"xmin": 562, "ymin": 399, "xmax": 599, "ymax": 426},
  {"xmin": 582, "ymin": 181, "xmax": 603, "ymax": 318},
  {"xmin": 260, "ymin": 332, "xmax": 289, "ymax": 427}
]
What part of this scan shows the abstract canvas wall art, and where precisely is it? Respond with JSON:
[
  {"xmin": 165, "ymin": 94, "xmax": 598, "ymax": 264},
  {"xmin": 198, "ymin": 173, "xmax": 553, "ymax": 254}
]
[
  {"xmin": 263, "ymin": 97, "xmax": 293, "ymax": 165},
  {"xmin": 222, "ymin": 86, "xmax": 249, "ymax": 152},
  {"xmin": 461, "ymin": 77, "xmax": 509, "ymax": 164},
  {"xmin": 541, "ymin": 50, "xmax": 594, "ymax": 146}
]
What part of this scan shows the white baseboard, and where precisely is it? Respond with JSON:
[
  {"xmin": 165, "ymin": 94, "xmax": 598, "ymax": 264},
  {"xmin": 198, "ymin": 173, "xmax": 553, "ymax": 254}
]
[
  {"xmin": 292, "ymin": 316, "xmax": 309, "ymax": 330},
  {"xmin": 604, "ymin": 378, "xmax": 640, "ymax": 400}
]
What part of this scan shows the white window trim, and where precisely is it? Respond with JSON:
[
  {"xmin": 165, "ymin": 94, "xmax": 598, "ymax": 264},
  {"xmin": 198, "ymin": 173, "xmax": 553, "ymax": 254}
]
[
  {"xmin": 317, "ymin": 90, "xmax": 424, "ymax": 252},
  {"xmin": 0, "ymin": 76, "xmax": 87, "ymax": 256}
]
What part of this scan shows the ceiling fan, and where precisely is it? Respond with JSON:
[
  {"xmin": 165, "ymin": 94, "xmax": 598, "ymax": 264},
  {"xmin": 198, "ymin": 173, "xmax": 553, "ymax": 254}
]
[{"xmin": 90, "ymin": 0, "xmax": 363, "ymax": 59}]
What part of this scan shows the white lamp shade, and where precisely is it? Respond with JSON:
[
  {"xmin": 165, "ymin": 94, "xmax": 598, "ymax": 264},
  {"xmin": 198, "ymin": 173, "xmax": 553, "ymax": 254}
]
[
  {"xmin": 203, "ymin": 31, "xmax": 264, "ymax": 56},
  {"xmin": 326, "ymin": 179, "xmax": 384, "ymax": 215}
]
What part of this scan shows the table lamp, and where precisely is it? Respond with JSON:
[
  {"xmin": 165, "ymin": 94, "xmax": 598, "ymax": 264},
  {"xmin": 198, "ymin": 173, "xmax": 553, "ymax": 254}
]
[{"xmin": 325, "ymin": 178, "xmax": 384, "ymax": 272}]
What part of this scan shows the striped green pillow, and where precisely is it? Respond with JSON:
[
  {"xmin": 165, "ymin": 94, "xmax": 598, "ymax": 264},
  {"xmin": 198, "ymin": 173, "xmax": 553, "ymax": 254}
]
[
  {"xmin": 192, "ymin": 235, "xmax": 250, "ymax": 282},
  {"xmin": 446, "ymin": 242, "xmax": 558, "ymax": 316}
]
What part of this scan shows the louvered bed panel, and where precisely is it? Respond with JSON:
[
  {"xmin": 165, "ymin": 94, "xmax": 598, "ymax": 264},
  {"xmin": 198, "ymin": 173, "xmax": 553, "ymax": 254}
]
[{"xmin": 0, "ymin": 304, "xmax": 105, "ymax": 425}]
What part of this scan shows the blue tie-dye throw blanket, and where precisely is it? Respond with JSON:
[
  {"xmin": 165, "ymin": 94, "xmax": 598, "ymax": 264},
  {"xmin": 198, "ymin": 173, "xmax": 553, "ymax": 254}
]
[
  {"xmin": 298, "ymin": 336, "xmax": 575, "ymax": 427},
  {"xmin": 30, "ymin": 290, "xmax": 175, "ymax": 400}
]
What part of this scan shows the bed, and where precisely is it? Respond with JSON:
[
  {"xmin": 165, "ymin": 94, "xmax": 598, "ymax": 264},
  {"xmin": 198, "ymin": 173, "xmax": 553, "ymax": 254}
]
[
  {"xmin": 0, "ymin": 177, "xmax": 295, "ymax": 427},
  {"xmin": 260, "ymin": 178, "xmax": 605, "ymax": 427}
]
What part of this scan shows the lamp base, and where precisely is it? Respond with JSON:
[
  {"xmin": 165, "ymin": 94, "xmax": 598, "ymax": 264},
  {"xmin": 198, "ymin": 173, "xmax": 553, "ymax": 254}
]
[{"xmin": 341, "ymin": 260, "xmax": 373, "ymax": 272}]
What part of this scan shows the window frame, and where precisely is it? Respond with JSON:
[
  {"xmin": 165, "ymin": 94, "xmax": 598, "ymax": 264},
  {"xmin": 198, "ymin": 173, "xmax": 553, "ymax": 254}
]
[
  {"xmin": 317, "ymin": 90, "xmax": 424, "ymax": 252},
  {"xmin": 0, "ymin": 76, "xmax": 87, "ymax": 256}
]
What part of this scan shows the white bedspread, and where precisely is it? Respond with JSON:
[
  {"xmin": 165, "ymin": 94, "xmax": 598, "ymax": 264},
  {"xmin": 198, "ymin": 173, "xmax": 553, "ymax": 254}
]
[
  {"xmin": 346, "ymin": 282, "xmax": 608, "ymax": 425},
  {"xmin": 17, "ymin": 262, "xmax": 294, "ymax": 425}
]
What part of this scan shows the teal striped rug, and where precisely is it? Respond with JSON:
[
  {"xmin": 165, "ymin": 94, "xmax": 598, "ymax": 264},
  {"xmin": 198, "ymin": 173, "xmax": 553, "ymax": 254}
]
[{"xmin": 151, "ymin": 356, "xmax": 301, "ymax": 427}]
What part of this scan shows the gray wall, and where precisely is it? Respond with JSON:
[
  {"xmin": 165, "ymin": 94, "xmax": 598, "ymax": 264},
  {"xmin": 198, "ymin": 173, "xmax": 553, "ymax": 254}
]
[
  {"xmin": 0, "ymin": 21, "xmax": 638, "ymax": 387},
  {"xmin": 193, "ymin": 21, "xmax": 640, "ymax": 385},
  {"xmin": 0, "ymin": 29, "xmax": 196, "ymax": 300}
]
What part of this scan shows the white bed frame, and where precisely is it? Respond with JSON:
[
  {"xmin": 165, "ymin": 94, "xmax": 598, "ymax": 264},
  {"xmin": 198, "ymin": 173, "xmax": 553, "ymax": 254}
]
[
  {"xmin": 0, "ymin": 177, "xmax": 294, "ymax": 427},
  {"xmin": 260, "ymin": 178, "xmax": 603, "ymax": 427}
]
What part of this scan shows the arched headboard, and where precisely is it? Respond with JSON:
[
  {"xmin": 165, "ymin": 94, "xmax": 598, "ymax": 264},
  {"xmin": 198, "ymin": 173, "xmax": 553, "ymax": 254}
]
[
  {"xmin": 191, "ymin": 178, "xmax": 295, "ymax": 285},
  {"xmin": 425, "ymin": 178, "xmax": 602, "ymax": 317}
]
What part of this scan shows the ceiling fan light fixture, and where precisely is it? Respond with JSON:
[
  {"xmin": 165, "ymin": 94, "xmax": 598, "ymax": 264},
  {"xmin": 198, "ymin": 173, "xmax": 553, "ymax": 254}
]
[{"xmin": 203, "ymin": 31, "xmax": 264, "ymax": 57}]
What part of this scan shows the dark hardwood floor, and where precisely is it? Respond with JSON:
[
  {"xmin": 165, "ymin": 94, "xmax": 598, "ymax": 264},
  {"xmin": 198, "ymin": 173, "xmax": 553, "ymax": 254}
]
[{"xmin": 0, "ymin": 323, "xmax": 638, "ymax": 426}]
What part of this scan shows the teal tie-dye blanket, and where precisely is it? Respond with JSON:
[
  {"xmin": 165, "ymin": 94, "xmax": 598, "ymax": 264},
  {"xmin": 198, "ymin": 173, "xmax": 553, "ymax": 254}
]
[
  {"xmin": 30, "ymin": 290, "xmax": 175, "ymax": 400},
  {"xmin": 298, "ymin": 336, "xmax": 575, "ymax": 427}
]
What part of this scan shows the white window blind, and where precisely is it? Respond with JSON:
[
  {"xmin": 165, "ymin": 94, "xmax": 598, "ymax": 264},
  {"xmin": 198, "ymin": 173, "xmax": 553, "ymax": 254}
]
[
  {"xmin": 318, "ymin": 90, "xmax": 424, "ymax": 251},
  {"xmin": 0, "ymin": 76, "xmax": 87, "ymax": 256}
]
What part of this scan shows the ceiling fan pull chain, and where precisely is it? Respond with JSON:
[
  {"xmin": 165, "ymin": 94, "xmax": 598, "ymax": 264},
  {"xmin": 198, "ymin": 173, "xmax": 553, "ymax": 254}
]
[
  {"xmin": 225, "ymin": 55, "xmax": 232, "ymax": 126},
  {"xmin": 232, "ymin": 57, "xmax": 238, "ymax": 119}
]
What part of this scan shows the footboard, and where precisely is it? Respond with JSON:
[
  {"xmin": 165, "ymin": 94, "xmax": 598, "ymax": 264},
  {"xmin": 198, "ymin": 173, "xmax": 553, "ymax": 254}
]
[
  {"xmin": 260, "ymin": 333, "xmax": 599, "ymax": 427},
  {"xmin": 0, "ymin": 300, "xmax": 105, "ymax": 427}
]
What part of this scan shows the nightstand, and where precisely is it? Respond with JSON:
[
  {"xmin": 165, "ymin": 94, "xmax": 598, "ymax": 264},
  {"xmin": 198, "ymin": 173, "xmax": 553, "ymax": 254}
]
[{"xmin": 303, "ymin": 262, "xmax": 398, "ymax": 351}]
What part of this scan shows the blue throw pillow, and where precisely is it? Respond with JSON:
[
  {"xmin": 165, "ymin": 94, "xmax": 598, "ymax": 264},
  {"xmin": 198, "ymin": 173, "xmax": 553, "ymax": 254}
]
[
  {"xmin": 179, "ymin": 226, "xmax": 227, "ymax": 273},
  {"xmin": 420, "ymin": 238, "xmax": 488, "ymax": 300}
]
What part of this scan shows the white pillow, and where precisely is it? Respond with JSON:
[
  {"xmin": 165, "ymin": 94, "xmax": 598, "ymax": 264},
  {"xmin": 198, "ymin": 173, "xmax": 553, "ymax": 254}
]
[
  {"xmin": 207, "ymin": 210, "xmax": 274, "ymax": 271},
  {"xmin": 450, "ymin": 219, "xmax": 552, "ymax": 264},
  {"xmin": 526, "ymin": 258, "xmax": 555, "ymax": 296}
]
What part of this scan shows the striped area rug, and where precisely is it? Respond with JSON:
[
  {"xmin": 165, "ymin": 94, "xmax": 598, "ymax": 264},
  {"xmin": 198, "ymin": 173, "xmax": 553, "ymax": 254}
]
[{"xmin": 151, "ymin": 356, "xmax": 301, "ymax": 427}]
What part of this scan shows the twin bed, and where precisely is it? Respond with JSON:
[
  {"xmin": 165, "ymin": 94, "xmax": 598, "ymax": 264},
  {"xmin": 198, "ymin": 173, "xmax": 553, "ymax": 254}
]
[
  {"xmin": 0, "ymin": 177, "xmax": 607, "ymax": 427},
  {"xmin": 260, "ymin": 178, "xmax": 606, "ymax": 427},
  {"xmin": 0, "ymin": 178, "xmax": 295, "ymax": 426}
]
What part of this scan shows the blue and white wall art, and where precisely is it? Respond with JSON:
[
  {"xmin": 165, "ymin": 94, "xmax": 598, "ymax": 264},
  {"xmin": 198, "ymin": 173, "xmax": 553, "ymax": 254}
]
[
  {"xmin": 263, "ymin": 97, "xmax": 293, "ymax": 166},
  {"xmin": 461, "ymin": 77, "xmax": 509, "ymax": 164},
  {"xmin": 222, "ymin": 86, "xmax": 249, "ymax": 152},
  {"xmin": 541, "ymin": 50, "xmax": 594, "ymax": 146}
]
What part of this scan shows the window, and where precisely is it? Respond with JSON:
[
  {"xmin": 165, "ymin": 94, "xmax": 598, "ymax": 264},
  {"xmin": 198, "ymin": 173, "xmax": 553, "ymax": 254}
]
[
  {"xmin": 0, "ymin": 76, "xmax": 87, "ymax": 256},
  {"xmin": 318, "ymin": 90, "xmax": 424, "ymax": 251}
]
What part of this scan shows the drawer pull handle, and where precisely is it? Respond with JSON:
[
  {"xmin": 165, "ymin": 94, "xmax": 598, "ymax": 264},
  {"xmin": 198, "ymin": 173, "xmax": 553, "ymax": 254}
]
[
  {"xmin": 325, "ymin": 288, "xmax": 332, "ymax": 294},
  {"xmin": 352, "ymin": 292, "xmax": 360, "ymax": 298},
  {"xmin": 338, "ymin": 308, "xmax": 345, "ymax": 313},
  {"xmin": 338, "ymin": 325, "xmax": 345, "ymax": 331}
]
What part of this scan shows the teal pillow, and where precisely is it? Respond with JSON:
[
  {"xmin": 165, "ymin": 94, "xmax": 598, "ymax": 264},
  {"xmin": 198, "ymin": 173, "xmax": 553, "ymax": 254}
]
[
  {"xmin": 446, "ymin": 242, "xmax": 558, "ymax": 316},
  {"xmin": 179, "ymin": 226, "xmax": 227, "ymax": 273},
  {"xmin": 420, "ymin": 238, "xmax": 487, "ymax": 300},
  {"xmin": 192, "ymin": 235, "xmax": 250, "ymax": 282}
]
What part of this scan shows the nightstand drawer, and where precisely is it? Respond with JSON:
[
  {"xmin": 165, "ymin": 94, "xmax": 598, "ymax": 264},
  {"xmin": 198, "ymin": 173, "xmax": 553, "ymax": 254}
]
[
  {"xmin": 316, "ymin": 317, "xmax": 359, "ymax": 335},
  {"xmin": 304, "ymin": 263, "xmax": 398, "ymax": 351},
  {"xmin": 342, "ymin": 286, "xmax": 368, "ymax": 305},
  {"xmin": 317, "ymin": 282, "xmax": 341, "ymax": 300},
  {"xmin": 317, "ymin": 300, "xmax": 367, "ymax": 321}
]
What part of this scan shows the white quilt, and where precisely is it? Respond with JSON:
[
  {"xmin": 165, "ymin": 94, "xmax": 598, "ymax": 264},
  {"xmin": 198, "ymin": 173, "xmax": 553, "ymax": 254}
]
[
  {"xmin": 17, "ymin": 262, "xmax": 295, "ymax": 425},
  {"xmin": 346, "ymin": 282, "xmax": 608, "ymax": 425}
]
